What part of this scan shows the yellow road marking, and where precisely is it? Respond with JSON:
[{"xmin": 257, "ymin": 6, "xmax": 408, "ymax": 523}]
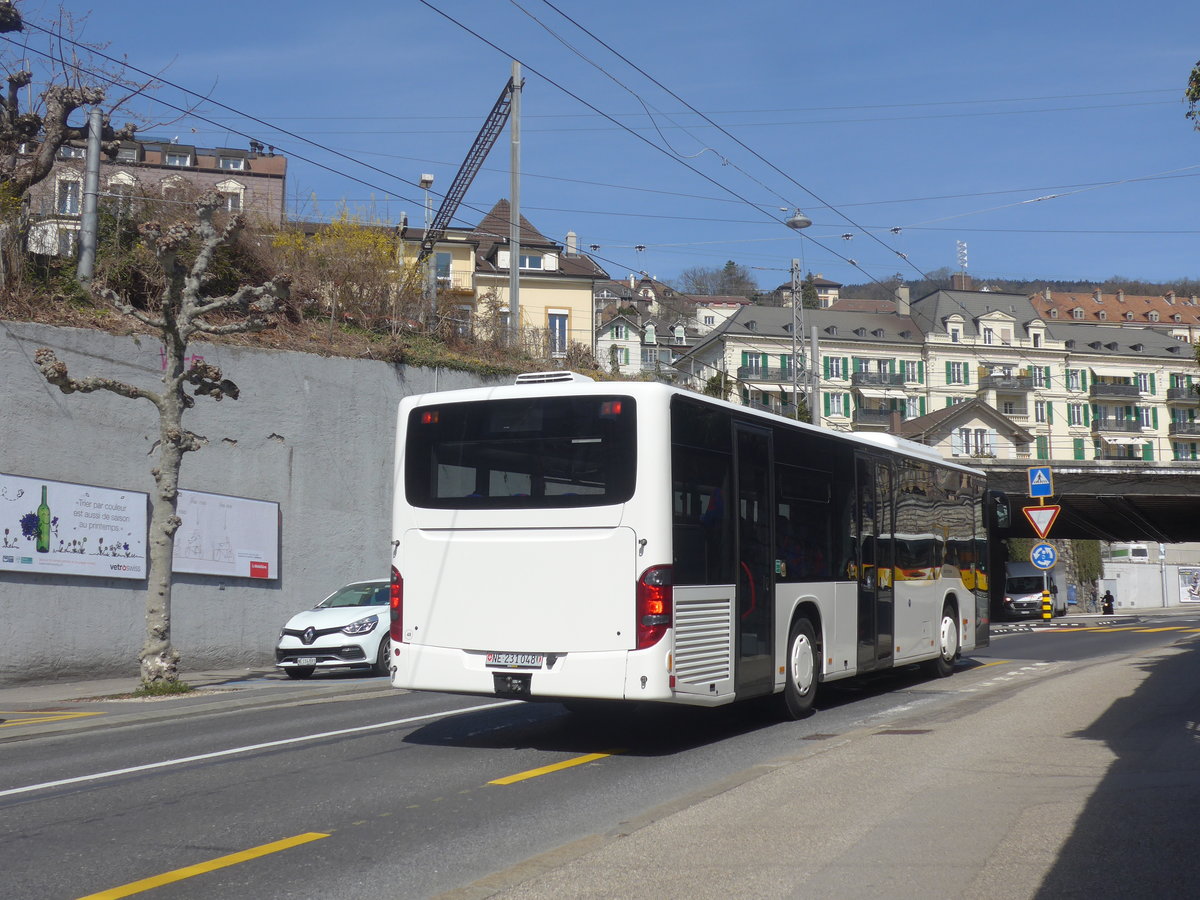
[
  {"xmin": 76, "ymin": 832, "xmax": 328, "ymax": 899},
  {"xmin": 0, "ymin": 711, "xmax": 103, "ymax": 728},
  {"xmin": 489, "ymin": 751, "xmax": 620, "ymax": 785},
  {"xmin": 1136, "ymin": 626, "xmax": 1190, "ymax": 632},
  {"xmin": 972, "ymin": 660, "xmax": 1010, "ymax": 669}
]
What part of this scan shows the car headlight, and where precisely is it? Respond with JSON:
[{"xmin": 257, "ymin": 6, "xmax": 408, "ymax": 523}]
[{"xmin": 341, "ymin": 614, "xmax": 379, "ymax": 636}]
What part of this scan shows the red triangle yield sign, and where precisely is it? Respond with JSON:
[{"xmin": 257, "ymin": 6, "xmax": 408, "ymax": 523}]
[{"xmin": 1023, "ymin": 505, "xmax": 1061, "ymax": 540}]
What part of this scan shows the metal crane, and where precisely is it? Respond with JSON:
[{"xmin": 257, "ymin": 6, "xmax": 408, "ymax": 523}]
[{"xmin": 418, "ymin": 76, "xmax": 518, "ymax": 264}]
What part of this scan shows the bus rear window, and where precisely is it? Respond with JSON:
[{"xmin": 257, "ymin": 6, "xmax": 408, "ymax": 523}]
[{"xmin": 405, "ymin": 396, "xmax": 637, "ymax": 509}]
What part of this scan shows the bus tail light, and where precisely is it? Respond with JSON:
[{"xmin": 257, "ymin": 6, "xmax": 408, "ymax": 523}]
[
  {"xmin": 636, "ymin": 565, "xmax": 673, "ymax": 649},
  {"xmin": 390, "ymin": 566, "xmax": 404, "ymax": 642}
]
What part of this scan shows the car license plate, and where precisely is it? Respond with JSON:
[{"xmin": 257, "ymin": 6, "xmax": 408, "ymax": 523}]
[
  {"xmin": 485, "ymin": 651, "xmax": 544, "ymax": 668},
  {"xmin": 297, "ymin": 657, "xmax": 317, "ymax": 666}
]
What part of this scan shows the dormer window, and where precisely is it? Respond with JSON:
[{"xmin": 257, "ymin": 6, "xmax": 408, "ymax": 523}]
[
  {"xmin": 1131, "ymin": 343, "xmax": 1144, "ymax": 351},
  {"xmin": 949, "ymin": 327, "xmax": 961, "ymax": 343},
  {"xmin": 1072, "ymin": 308, "xmax": 1084, "ymax": 319},
  {"xmin": 1174, "ymin": 314, "xmax": 1182, "ymax": 322},
  {"xmin": 644, "ymin": 324, "xmax": 657, "ymax": 344},
  {"xmin": 58, "ymin": 145, "xmax": 85, "ymax": 159},
  {"xmin": 1106, "ymin": 342, "xmax": 1118, "ymax": 351},
  {"xmin": 218, "ymin": 156, "xmax": 245, "ymax": 170},
  {"xmin": 1149, "ymin": 311, "xmax": 1159, "ymax": 322},
  {"xmin": 1124, "ymin": 312, "xmax": 1134, "ymax": 321},
  {"xmin": 1049, "ymin": 308, "xmax": 1058, "ymax": 318},
  {"xmin": 1065, "ymin": 339, "xmax": 1076, "ymax": 349},
  {"xmin": 673, "ymin": 324, "xmax": 684, "ymax": 343},
  {"xmin": 1098, "ymin": 311, "xmax": 1106, "ymax": 320},
  {"xmin": 116, "ymin": 146, "xmax": 140, "ymax": 163},
  {"xmin": 854, "ymin": 327, "xmax": 866, "ymax": 337},
  {"xmin": 826, "ymin": 325, "xmax": 838, "ymax": 336},
  {"xmin": 745, "ymin": 320, "xmax": 756, "ymax": 332},
  {"xmin": 519, "ymin": 253, "xmax": 543, "ymax": 270},
  {"xmin": 165, "ymin": 151, "xmax": 191, "ymax": 167},
  {"xmin": 872, "ymin": 329, "xmax": 884, "ymax": 338}
]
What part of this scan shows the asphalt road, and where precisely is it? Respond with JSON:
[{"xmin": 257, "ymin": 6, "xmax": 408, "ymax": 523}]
[{"xmin": 4, "ymin": 612, "xmax": 1199, "ymax": 899}]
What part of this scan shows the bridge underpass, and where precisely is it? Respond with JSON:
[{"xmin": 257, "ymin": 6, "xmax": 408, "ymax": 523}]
[{"xmin": 973, "ymin": 460, "xmax": 1200, "ymax": 543}]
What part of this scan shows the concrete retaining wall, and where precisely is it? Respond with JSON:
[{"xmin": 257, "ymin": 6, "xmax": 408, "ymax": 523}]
[{"xmin": 0, "ymin": 320, "xmax": 495, "ymax": 683}]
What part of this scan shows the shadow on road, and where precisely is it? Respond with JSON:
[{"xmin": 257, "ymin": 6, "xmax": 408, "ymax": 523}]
[{"xmin": 1034, "ymin": 636, "xmax": 1200, "ymax": 897}]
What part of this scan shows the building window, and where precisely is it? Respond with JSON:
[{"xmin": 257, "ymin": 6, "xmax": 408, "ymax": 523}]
[
  {"xmin": 1032, "ymin": 332, "xmax": 1042, "ymax": 348},
  {"xmin": 1003, "ymin": 401, "xmax": 1017, "ymax": 415},
  {"xmin": 1032, "ymin": 368, "xmax": 1047, "ymax": 388},
  {"xmin": 827, "ymin": 357, "xmax": 844, "ymax": 379},
  {"xmin": 454, "ymin": 304, "xmax": 472, "ymax": 337},
  {"xmin": 218, "ymin": 157, "xmax": 245, "ymax": 170},
  {"xmin": 904, "ymin": 396, "xmax": 920, "ymax": 419},
  {"xmin": 58, "ymin": 145, "xmax": 85, "ymax": 159},
  {"xmin": 828, "ymin": 392, "xmax": 848, "ymax": 416},
  {"xmin": 612, "ymin": 324, "xmax": 626, "ymax": 340},
  {"xmin": 949, "ymin": 327, "xmax": 961, "ymax": 343},
  {"xmin": 1066, "ymin": 369, "xmax": 1081, "ymax": 391},
  {"xmin": 904, "ymin": 360, "xmax": 920, "ymax": 383},
  {"xmin": 116, "ymin": 147, "xmax": 139, "ymax": 162},
  {"xmin": 703, "ymin": 315, "xmax": 715, "ymax": 326},
  {"xmin": 641, "ymin": 347, "xmax": 658, "ymax": 367},
  {"xmin": 219, "ymin": 191, "xmax": 242, "ymax": 212},
  {"xmin": 983, "ymin": 327, "xmax": 994, "ymax": 345},
  {"xmin": 1072, "ymin": 308, "xmax": 1083, "ymax": 319},
  {"xmin": 547, "ymin": 311, "xmax": 568, "ymax": 357},
  {"xmin": 519, "ymin": 253, "xmax": 543, "ymax": 270},
  {"xmin": 948, "ymin": 361, "xmax": 967, "ymax": 384},
  {"xmin": 1068, "ymin": 404, "xmax": 1084, "ymax": 426},
  {"xmin": 1035, "ymin": 401, "xmax": 1047, "ymax": 423},
  {"xmin": 1137, "ymin": 373, "xmax": 1151, "ymax": 393},
  {"xmin": 56, "ymin": 179, "xmax": 81, "ymax": 215},
  {"xmin": 164, "ymin": 152, "xmax": 191, "ymax": 167},
  {"xmin": 1139, "ymin": 407, "xmax": 1153, "ymax": 428}
]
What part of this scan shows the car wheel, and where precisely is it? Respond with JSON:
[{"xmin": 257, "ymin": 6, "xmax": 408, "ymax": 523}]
[
  {"xmin": 924, "ymin": 604, "xmax": 958, "ymax": 678},
  {"xmin": 373, "ymin": 634, "xmax": 391, "ymax": 676},
  {"xmin": 284, "ymin": 666, "xmax": 315, "ymax": 680},
  {"xmin": 779, "ymin": 617, "xmax": 818, "ymax": 720}
]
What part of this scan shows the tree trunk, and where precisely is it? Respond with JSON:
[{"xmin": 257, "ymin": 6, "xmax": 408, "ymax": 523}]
[{"xmin": 140, "ymin": 348, "xmax": 187, "ymax": 684}]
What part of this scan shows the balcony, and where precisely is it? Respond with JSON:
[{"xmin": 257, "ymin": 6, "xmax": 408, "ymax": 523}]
[
  {"xmin": 1093, "ymin": 418, "xmax": 1144, "ymax": 434},
  {"xmin": 1090, "ymin": 381, "xmax": 1140, "ymax": 399},
  {"xmin": 436, "ymin": 274, "xmax": 474, "ymax": 294},
  {"xmin": 1169, "ymin": 421, "xmax": 1200, "ymax": 436},
  {"xmin": 736, "ymin": 366, "xmax": 794, "ymax": 384},
  {"xmin": 978, "ymin": 374, "xmax": 1033, "ymax": 391},
  {"xmin": 852, "ymin": 408, "xmax": 894, "ymax": 429},
  {"xmin": 850, "ymin": 371, "xmax": 905, "ymax": 388},
  {"xmin": 1167, "ymin": 387, "xmax": 1200, "ymax": 404},
  {"xmin": 996, "ymin": 405, "xmax": 1030, "ymax": 421}
]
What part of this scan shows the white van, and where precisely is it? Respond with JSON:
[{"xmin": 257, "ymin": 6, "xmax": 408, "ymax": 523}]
[{"xmin": 1001, "ymin": 561, "xmax": 1066, "ymax": 619}]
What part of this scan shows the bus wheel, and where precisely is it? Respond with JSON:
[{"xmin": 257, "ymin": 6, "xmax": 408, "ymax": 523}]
[
  {"xmin": 780, "ymin": 617, "xmax": 818, "ymax": 720},
  {"xmin": 925, "ymin": 605, "xmax": 958, "ymax": 678}
]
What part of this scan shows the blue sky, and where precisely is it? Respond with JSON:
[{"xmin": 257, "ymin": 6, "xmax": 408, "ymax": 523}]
[{"xmin": 14, "ymin": 0, "xmax": 1200, "ymax": 292}]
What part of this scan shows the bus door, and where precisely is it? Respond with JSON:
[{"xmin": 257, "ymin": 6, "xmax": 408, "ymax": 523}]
[
  {"xmin": 734, "ymin": 423, "xmax": 774, "ymax": 696},
  {"xmin": 855, "ymin": 454, "xmax": 895, "ymax": 672}
]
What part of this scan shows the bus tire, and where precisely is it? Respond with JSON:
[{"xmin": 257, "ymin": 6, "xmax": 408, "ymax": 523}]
[
  {"xmin": 780, "ymin": 617, "xmax": 818, "ymax": 720},
  {"xmin": 925, "ymin": 604, "xmax": 958, "ymax": 678}
]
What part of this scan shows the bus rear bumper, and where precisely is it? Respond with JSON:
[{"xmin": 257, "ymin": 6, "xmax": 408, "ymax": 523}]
[{"xmin": 391, "ymin": 643, "xmax": 674, "ymax": 702}]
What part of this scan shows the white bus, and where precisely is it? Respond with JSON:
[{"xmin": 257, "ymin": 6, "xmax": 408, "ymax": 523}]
[{"xmin": 389, "ymin": 373, "xmax": 991, "ymax": 718}]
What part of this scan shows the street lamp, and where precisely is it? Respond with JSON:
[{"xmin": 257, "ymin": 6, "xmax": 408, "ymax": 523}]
[
  {"xmin": 419, "ymin": 174, "xmax": 435, "ymax": 311},
  {"xmin": 785, "ymin": 210, "xmax": 812, "ymax": 418}
]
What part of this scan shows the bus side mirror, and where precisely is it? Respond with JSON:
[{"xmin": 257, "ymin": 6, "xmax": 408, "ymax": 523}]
[{"xmin": 988, "ymin": 491, "xmax": 1011, "ymax": 529}]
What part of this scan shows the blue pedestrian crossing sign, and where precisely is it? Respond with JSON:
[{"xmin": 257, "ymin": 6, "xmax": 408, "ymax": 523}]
[
  {"xmin": 1027, "ymin": 466, "xmax": 1054, "ymax": 498},
  {"xmin": 1030, "ymin": 542, "xmax": 1058, "ymax": 570}
]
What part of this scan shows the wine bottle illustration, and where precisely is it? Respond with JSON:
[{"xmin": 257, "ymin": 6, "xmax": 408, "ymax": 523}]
[{"xmin": 36, "ymin": 485, "xmax": 51, "ymax": 553}]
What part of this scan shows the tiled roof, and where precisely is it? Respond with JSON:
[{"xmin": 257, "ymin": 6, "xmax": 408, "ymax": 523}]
[{"xmin": 1032, "ymin": 289, "xmax": 1200, "ymax": 327}]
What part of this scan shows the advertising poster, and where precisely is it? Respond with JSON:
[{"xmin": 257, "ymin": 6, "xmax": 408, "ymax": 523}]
[
  {"xmin": 0, "ymin": 473, "xmax": 147, "ymax": 578},
  {"xmin": 1180, "ymin": 568, "xmax": 1200, "ymax": 604},
  {"xmin": 172, "ymin": 489, "xmax": 279, "ymax": 580}
]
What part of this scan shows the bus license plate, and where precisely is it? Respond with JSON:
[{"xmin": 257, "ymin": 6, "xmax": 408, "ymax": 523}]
[{"xmin": 486, "ymin": 652, "xmax": 544, "ymax": 668}]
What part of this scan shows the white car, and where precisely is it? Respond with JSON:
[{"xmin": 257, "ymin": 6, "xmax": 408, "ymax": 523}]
[{"xmin": 275, "ymin": 579, "xmax": 392, "ymax": 679}]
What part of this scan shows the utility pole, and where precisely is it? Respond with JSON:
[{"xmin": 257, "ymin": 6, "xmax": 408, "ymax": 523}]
[
  {"xmin": 76, "ymin": 108, "xmax": 102, "ymax": 284},
  {"xmin": 508, "ymin": 60, "xmax": 521, "ymax": 349},
  {"xmin": 790, "ymin": 258, "xmax": 802, "ymax": 415}
]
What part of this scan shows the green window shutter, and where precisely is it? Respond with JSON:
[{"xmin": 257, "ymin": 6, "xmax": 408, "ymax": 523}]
[
  {"xmin": 918, "ymin": 361, "xmax": 925, "ymax": 384},
  {"xmin": 889, "ymin": 359, "xmax": 896, "ymax": 375},
  {"xmin": 1083, "ymin": 404, "xmax": 1090, "ymax": 426},
  {"xmin": 1046, "ymin": 403, "xmax": 1054, "ymax": 424},
  {"xmin": 1036, "ymin": 436, "xmax": 1048, "ymax": 459},
  {"xmin": 843, "ymin": 395, "xmax": 850, "ymax": 416},
  {"xmin": 963, "ymin": 364, "xmax": 970, "ymax": 386},
  {"xmin": 823, "ymin": 356, "xmax": 830, "ymax": 379},
  {"xmin": 761, "ymin": 353, "xmax": 768, "ymax": 373},
  {"xmin": 842, "ymin": 357, "xmax": 849, "ymax": 378},
  {"xmin": 945, "ymin": 361, "xmax": 953, "ymax": 384},
  {"xmin": 1142, "ymin": 442, "xmax": 1154, "ymax": 461},
  {"xmin": 1073, "ymin": 438, "xmax": 1085, "ymax": 460},
  {"xmin": 741, "ymin": 351, "xmax": 749, "ymax": 368},
  {"xmin": 946, "ymin": 397, "xmax": 954, "ymax": 408},
  {"xmin": 823, "ymin": 393, "xmax": 830, "ymax": 416},
  {"xmin": 1081, "ymin": 370, "xmax": 1088, "ymax": 391},
  {"xmin": 1150, "ymin": 373, "xmax": 1156, "ymax": 394},
  {"xmin": 1044, "ymin": 366, "xmax": 1051, "ymax": 388},
  {"xmin": 1152, "ymin": 407, "xmax": 1159, "ymax": 428},
  {"xmin": 919, "ymin": 397, "xmax": 926, "ymax": 415}
]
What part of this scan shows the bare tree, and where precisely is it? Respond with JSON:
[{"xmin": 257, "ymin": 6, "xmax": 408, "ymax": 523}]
[
  {"xmin": 35, "ymin": 194, "xmax": 288, "ymax": 686},
  {"xmin": 0, "ymin": 2, "xmax": 140, "ymax": 286},
  {"xmin": 1187, "ymin": 58, "xmax": 1200, "ymax": 129}
]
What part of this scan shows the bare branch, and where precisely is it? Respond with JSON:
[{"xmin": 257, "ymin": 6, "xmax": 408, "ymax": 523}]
[
  {"xmin": 186, "ymin": 360, "xmax": 239, "ymax": 401},
  {"xmin": 35, "ymin": 347, "xmax": 161, "ymax": 406},
  {"xmin": 92, "ymin": 285, "xmax": 166, "ymax": 330}
]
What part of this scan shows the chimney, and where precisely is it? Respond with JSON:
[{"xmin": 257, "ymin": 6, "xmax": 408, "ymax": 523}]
[
  {"xmin": 1093, "ymin": 289, "xmax": 1102, "ymax": 302},
  {"xmin": 950, "ymin": 272, "xmax": 973, "ymax": 290},
  {"xmin": 565, "ymin": 231, "xmax": 577, "ymax": 256},
  {"xmin": 895, "ymin": 284, "xmax": 910, "ymax": 316},
  {"xmin": 1166, "ymin": 291, "xmax": 1176, "ymax": 305},
  {"xmin": 1044, "ymin": 287, "xmax": 1051, "ymax": 302},
  {"xmin": 1117, "ymin": 289, "xmax": 1125, "ymax": 303},
  {"xmin": 629, "ymin": 273, "xmax": 636, "ymax": 289}
]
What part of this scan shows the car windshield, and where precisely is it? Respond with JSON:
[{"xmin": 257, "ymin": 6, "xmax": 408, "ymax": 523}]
[
  {"xmin": 1006, "ymin": 576, "xmax": 1045, "ymax": 594},
  {"xmin": 316, "ymin": 583, "xmax": 389, "ymax": 609}
]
